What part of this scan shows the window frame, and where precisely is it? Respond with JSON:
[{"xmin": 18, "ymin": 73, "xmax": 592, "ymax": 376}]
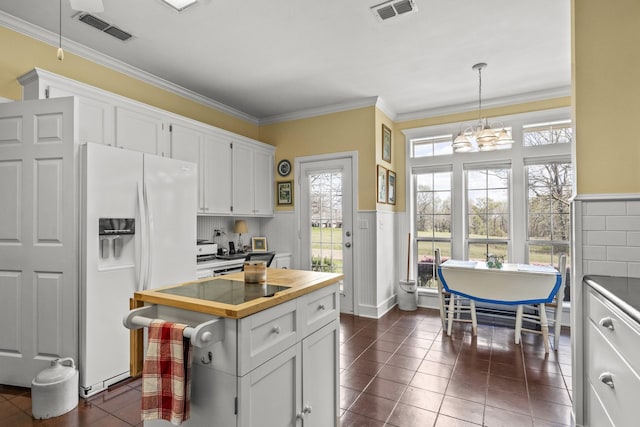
[{"xmin": 404, "ymin": 107, "xmax": 573, "ymax": 287}]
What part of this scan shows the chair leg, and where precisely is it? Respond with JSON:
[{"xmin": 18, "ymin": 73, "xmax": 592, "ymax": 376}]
[
  {"xmin": 447, "ymin": 294, "xmax": 456, "ymax": 336},
  {"xmin": 438, "ymin": 293, "xmax": 447, "ymax": 331},
  {"xmin": 553, "ymin": 302, "xmax": 563, "ymax": 351},
  {"xmin": 515, "ymin": 305, "xmax": 523, "ymax": 345},
  {"xmin": 539, "ymin": 303, "xmax": 550, "ymax": 353},
  {"xmin": 470, "ymin": 300, "xmax": 477, "ymax": 336}
]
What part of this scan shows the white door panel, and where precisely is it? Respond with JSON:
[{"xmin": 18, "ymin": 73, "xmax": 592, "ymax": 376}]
[{"xmin": 0, "ymin": 97, "xmax": 76, "ymax": 387}]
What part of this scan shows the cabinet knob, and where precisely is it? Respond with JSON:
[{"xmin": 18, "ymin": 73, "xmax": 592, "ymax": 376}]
[
  {"xmin": 599, "ymin": 317, "xmax": 615, "ymax": 331},
  {"xmin": 303, "ymin": 405, "xmax": 312, "ymax": 414},
  {"xmin": 345, "ymin": 242, "xmax": 351, "ymax": 248},
  {"xmin": 296, "ymin": 412, "xmax": 305, "ymax": 420},
  {"xmin": 599, "ymin": 372, "xmax": 615, "ymax": 389},
  {"xmin": 318, "ymin": 304, "xmax": 326, "ymax": 311},
  {"xmin": 272, "ymin": 325, "xmax": 281, "ymax": 334}
]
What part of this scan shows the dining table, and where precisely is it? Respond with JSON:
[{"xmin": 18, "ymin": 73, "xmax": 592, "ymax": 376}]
[{"xmin": 437, "ymin": 259, "xmax": 562, "ymax": 305}]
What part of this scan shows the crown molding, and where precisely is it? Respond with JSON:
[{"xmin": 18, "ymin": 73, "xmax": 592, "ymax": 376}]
[
  {"xmin": 394, "ymin": 86, "xmax": 571, "ymax": 123},
  {"xmin": 0, "ymin": 10, "xmax": 259, "ymax": 125},
  {"xmin": 259, "ymin": 96, "xmax": 381, "ymax": 125},
  {"xmin": 374, "ymin": 97, "xmax": 397, "ymax": 121}
]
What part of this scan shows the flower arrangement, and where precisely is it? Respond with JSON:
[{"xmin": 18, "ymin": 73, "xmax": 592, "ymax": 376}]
[{"xmin": 486, "ymin": 254, "xmax": 504, "ymax": 269}]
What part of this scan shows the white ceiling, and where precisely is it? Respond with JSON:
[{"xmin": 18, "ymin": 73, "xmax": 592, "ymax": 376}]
[{"xmin": 0, "ymin": 0, "xmax": 571, "ymax": 124}]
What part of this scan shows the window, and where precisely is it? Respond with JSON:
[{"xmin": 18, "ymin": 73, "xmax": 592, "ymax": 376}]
[
  {"xmin": 406, "ymin": 108, "xmax": 573, "ymax": 294},
  {"xmin": 526, "ymin": 162, "xmax": 572, "ymax": 260},
  {"xmin": 412, "ymin": 135, "xmax": 453, "ymax": 158},
  {"xmin": 466, "ymin": 168, "xmax": 510, "ymax": 261},
  {"xmin": 523, "ymin": 120, "xmax": 572, "ymax": 146},
  {"xmin": 415, "ymin": 171, "xmax": 451, "ymax": 287}
]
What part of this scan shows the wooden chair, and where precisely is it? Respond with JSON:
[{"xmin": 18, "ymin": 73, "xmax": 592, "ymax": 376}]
[
  {"xmin": 514, "ymin": 254, "xmax": 567, "ymax": 353},
  {"xmin": 435, "ymin": 249, "xmax": 478, "ymax": 336}
]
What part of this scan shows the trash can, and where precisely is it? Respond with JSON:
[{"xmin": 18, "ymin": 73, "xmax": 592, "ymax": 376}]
[
  {"xmin": 397, "ymin": 280, "xmax": 417, "ymax": 311},
  {"xmin": 32, "ymin": 358, "xmax": 79, "ymax": 419}
]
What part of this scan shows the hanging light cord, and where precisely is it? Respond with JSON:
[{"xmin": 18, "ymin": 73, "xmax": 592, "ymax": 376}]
[
  {"xmin": 477, "ymin": 66, "xmax": 482, "ymax": 123},
  {"xmin": 59, "ymin": 0, "xmax": 62, "ymax": 49}
]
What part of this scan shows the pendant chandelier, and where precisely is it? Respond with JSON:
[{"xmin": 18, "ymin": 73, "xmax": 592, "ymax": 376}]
[{"xmin": 452, "ymin": 63, "xmax": 514, "ymax": 152}]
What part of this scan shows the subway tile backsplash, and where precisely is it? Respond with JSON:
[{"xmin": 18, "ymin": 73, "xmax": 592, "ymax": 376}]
[{"xmin": 582, "ymin": 199, "xmax": 640, "ymax": 278}]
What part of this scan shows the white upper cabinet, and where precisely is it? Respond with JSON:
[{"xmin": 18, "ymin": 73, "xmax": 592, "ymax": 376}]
[
  {"xmin": 203, "ymin": 135, "xmax": 232, "ymax": 215},
  {"xmin": 115, "ymin": 105, "xmax": 165, "ymax": 155},
  {"xmin": 233, "ymin": 141, "xmax": 274, "ymax": 216},
  {"xmin": 19, "ymin": 68, "xmax": 274, "ymax": 216}
]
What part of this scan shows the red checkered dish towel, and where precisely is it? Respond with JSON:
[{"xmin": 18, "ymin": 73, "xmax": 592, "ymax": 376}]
[{"xmin": 141, "ymin": 320, "xmax": 193, "ymax": 425}]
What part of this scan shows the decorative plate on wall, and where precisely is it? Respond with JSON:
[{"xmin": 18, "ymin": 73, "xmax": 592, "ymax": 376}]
[{"xmin": 277, "ymin": 159, "xmax": 291, "ymax": 177}]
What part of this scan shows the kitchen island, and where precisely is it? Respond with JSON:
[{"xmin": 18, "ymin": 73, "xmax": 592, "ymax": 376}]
[{"xmin": 126, "ymin": 268, "xmax": 343, "ymax": 427}]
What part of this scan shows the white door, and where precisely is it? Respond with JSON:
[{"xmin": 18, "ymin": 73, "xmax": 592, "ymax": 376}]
[
  {"xmin": 0, "ymin": 98, "xmax": 77, "ymax": 386},
  {"xmin": 232, "ymin": 142, "xmax": 255, "ymax": 215},
  {"xmin": 169, "ymin": 122, "xmax": 204, "ymax": 213},
  {"xmin": 115, "ymin": 105, "xmax": 164, "ymax": 155},
  {"xmin": 299, "ymin": 156, "xmax": 355, "ymax": 314},
  {"xmin": 203, "ymin": 135, "xmax": 232, "ymax": 215}
]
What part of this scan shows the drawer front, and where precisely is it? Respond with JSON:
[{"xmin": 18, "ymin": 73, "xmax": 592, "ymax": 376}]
[
  {"xmin": 299, "ymin": 284, "xmax": 339, "ymax": 337},
  {"xmin": 586, "ymin": 382, "xmax": 614, "ymax": 427},
  {"xmin": 586, "ymin": 320, "xmax": 640, "ymax": 427},
  {"xmin": 588, "ymin": 289, "xmax": 640, "ymax": 375},
  {"xmin": 238, "ymin": 299, "xmax": 298, "ymax": 376}
]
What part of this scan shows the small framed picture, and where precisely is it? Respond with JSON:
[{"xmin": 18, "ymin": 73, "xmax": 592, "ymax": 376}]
[
  {"xmin": 377, "ymin": 165, "xmax": 387, "ymax": 204},
  {"xmin": 382, "ymin": 124, "xmax": 392, "ymax": 163},
  {"xmin": 277, "ymin": 181, "xmax": 293, "ymax": 205},
  {"xmin": 387, "ymin": 169, "xmax": 396, "ymax": 205},
  {"xmin": 251, "ymin": 237, "xmax": 267, "ymax": 252}
]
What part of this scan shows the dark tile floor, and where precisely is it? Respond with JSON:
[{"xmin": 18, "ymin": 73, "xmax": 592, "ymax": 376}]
[{"xmin": 0, "ymin": 306, "xmax": 573, "ymax": 426}]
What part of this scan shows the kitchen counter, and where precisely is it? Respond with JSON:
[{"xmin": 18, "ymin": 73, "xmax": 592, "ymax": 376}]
[
  {"xmin": 583, "ymin": 275, "xmax": 640, "ymax": 323},
  {"xmin": 133, "ymin": 268, "xmax": 343, "ymax": 319}
]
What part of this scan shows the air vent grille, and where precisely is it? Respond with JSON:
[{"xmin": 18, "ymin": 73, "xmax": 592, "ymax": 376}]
[
  {"xmin": 77, "ymin": 13, "xmax": 133, "ymax": 41},
  {"xmin": 371, "ymin": 0, "xmax": 418, "ymax": 22}
]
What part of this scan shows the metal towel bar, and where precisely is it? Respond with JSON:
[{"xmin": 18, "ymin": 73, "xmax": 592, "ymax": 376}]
[{"xmin": 123, "ymin": 306, "xmax": 224, "ymax": 348}]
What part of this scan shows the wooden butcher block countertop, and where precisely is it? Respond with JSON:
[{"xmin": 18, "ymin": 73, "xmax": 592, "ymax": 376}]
[{"xmin": 133, "ymin": 268, "xmax": 343, "ymax": 319}]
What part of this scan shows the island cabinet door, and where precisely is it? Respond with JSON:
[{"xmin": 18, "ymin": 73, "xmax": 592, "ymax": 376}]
[
  {"xmin": 237, "ymin": 344, "xmax": 302, "ymax": 427},
  {"xmin": 301, "ymin": 319, "xmax": 339, "ymax": 427}
]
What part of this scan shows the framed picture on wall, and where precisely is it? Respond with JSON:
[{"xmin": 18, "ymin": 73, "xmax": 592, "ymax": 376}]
[
  {"xmin": 382, "ymin": 124, "xmax": 392, "ymax": 163},
  {"xmin": 387, "ymin": 169, "xmax": 396, "ymax": 205},
  {"xmin": 377, "ymin": 164, "xmax": 387, "ymax": 204},
  {"xmin": 277, "ymin": 181, "xmax": 293, "ymax": 205},
  {"xmin": 251, "ymin": 237, "xmax": 268, "ymax": 252}
]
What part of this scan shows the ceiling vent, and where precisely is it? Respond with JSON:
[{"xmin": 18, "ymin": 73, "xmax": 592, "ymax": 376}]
[
  {"xmin": 371, "ymin": 0, "xmax": 418, "ymax": 22},
  {"xmin": 76, "ymin": 13, "xmax": 133, "ymax": 41}
]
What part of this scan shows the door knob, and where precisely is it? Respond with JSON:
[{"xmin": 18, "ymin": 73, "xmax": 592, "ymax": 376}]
[{"xmin": 345, "ymin": 242, "xmax": 351, "ymax": 248}]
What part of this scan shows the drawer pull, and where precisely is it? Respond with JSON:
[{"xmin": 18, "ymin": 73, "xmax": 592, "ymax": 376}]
[
  {"xmin": 318, "ymin": 304, "xmax": 326, "ymax": 311},
  {"xmin": 599, "ymin": 317, "xmax": 615, "ymax": 331},
  {"xmin": 599, "ymin": 372, "xmax": 615, "ymax": 389},
  {"xmin": 272, "ymin": 325, "xmax": 281, "ymax": 334}
]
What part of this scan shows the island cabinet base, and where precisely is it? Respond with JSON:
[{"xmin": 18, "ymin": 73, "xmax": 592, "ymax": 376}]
[{"xmin": 140, "ymin": 282, "xmax": 340, "ymax": 427}]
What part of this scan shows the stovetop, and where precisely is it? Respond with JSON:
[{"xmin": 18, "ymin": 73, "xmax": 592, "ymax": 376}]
[{"xmin": 156, "ymin": 278, "xmax": 290, "ymax": 305}]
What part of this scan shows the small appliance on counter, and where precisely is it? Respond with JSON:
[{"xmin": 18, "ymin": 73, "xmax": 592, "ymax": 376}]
[{"xmin": 197, "ymin": 241, "xmax": 218, "ymax": 263}]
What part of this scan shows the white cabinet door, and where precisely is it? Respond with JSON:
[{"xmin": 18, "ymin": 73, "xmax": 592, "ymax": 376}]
[
  {"xmin": 232, "ymin": 142, "xmax": 274, "ymax": 216},
  {"xmin": 253, "ymin": 149, "xmax": 274, "ymax": 216},
  {"xmin": 301, "ymin": 320, "xmax": 339, "ymax": 427},
  {"xmin": 232, "ymin": 142, "xmax": 255, "ymax": 216},
  {"xmin": 238, "ymin": 344, "xmax": 301, "ymax": 427},
  {"xmin": 45, "ymin": 86, "xmax": 114, "ymax": 146},
  {"xmin": 115, "ymin": 106, "xmax": 164, "ymax": 155},
  {"xmin": 274, "ymin": 254, "xmax": 292, "ymax": 269},
  {"xmin": 170, "ymin": 122, "xmax": 204, "ymax": 213},
  {"xmin": 204, "ymin": 135, "xmax": 232, "ymax": 215}
]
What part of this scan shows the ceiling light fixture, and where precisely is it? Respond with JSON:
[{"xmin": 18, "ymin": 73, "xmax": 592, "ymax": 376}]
[
  {"xmin": 452, "ymin": 63, "xmax": 514, "ymax": 153},
  {"xmin": 161, "ymin": 0, "xmax": 197, "ymax": 11}
]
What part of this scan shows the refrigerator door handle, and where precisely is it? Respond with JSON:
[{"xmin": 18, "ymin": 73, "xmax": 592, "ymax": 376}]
[
  {"xmin": 137, "ymin": 181, "xmax": 147, "ymax": 293},
  {"xmin": 143, "ymin": 181, "xmax": 153, "ymax": 291}
]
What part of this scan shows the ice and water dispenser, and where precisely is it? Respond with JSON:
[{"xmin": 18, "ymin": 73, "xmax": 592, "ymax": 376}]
[{"xmin": 98, "ymin": 218, "xmax": 135, "ymax": 266}]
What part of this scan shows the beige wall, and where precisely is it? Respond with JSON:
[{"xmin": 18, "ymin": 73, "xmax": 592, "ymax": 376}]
[
  {"xmin": 259, "ymin": 106, "xmax": 376, "ymax": 211},
  {"xmin": 0, "ymin": 27, "xmax": 259, "ymax": 139},
  {"xmin": 573, "ymin": 0, "xmax": 640, "ymax": 194}
]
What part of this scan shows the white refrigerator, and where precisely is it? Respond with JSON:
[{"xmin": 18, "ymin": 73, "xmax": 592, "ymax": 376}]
[{"xmin": 79, "ymin": 143, "xmax": 197, "ymax": 398}]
